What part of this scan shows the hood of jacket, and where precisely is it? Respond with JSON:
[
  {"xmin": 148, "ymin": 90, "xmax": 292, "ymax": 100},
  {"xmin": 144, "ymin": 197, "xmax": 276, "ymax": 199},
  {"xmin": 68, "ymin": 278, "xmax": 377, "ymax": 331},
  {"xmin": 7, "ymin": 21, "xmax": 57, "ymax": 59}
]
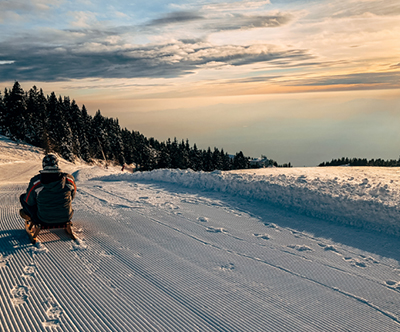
[{"xmin": 40, "ymin": 173, "xmax": 66, "ymax": 191}]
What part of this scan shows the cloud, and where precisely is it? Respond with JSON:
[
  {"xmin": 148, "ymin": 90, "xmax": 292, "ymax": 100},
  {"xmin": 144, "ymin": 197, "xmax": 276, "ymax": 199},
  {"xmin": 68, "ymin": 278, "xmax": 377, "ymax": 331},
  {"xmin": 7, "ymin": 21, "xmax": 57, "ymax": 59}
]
[
  {"xmin": 0, "ymin": 38, "xmax": 312, "ymax": 82},
  {"xmin": 284, "ymin": 72, "xmax": 400, "ymax": 87},
  {"xmin": 172, "ymin": 1, "xmax": 271, "ymax": 12},
  {"xmin": 145, "ymin": 10, "xmax": 294, "ymax": 31},
  {"xmin": 69, "ymin": 11, "xmax": 98, "ymax": 28},
  {"xmin": 0, "ymin": 1, "xmax": 32, "ymax": 12},
  {"xmin": 211, "ymin": 69, "xmax": 400, "ymax": 92},
  {"xmin": 114, "ymin": 11, "xmax": 129, "ymax": 19},
  {"xmin": 218, "ymin": 75, "xmax": 281, "ymax": 84},
  {"xmin": 0, "ymin": 0, "xmax": 63, "ymax": 23},
  {"xmin": 147, "ymin": 11, "xmax": 205, "ymax": 26},
  {"xmin": 0, "ymin": 1, "xmax": 34, "ymax": 23},
  {"xmin": 202, "ymin": 1, "xmax": 271, "ymax": 12},
  {"xmin": 330, "ymin": 0, "xmax": 400, "ymax": 18},
  {"xmin": 204, "ymin": 12, "xmax": 294, "ymax": 31}
]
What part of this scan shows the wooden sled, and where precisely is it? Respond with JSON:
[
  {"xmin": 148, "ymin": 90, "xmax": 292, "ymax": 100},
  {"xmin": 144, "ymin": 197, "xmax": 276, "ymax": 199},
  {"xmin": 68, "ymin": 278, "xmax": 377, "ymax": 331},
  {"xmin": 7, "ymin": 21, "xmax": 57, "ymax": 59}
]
[{"xmin": 25, "ymin": 219, "xmax": 76, "ymax": 244}]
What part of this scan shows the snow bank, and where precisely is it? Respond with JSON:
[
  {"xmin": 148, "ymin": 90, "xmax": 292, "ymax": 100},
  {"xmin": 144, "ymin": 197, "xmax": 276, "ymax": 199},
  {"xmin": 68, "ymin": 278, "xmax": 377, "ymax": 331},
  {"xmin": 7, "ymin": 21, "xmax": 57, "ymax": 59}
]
[
  {"xmin": 91, "ymin": 167, "xmax": 400, "ymax": 236},
  {"xmin": 72, "ymin": 166, "xmax": 123, "ymax": 182}
]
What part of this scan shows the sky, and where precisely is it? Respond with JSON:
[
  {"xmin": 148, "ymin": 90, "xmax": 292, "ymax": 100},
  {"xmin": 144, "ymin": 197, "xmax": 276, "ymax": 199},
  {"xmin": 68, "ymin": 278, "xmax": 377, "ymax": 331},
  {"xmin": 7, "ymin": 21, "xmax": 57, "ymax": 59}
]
[{"xmin": 0, "ymin": 0, "xmax": 399, "ymax": 166}]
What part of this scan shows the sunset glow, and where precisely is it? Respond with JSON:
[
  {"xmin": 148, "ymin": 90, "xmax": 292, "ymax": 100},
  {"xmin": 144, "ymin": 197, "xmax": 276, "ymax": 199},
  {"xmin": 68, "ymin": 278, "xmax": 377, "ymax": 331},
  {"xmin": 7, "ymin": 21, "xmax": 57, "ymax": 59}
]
[{"xmin": 1, "ymin": 0, "xmax": 399, "ymax": 165}]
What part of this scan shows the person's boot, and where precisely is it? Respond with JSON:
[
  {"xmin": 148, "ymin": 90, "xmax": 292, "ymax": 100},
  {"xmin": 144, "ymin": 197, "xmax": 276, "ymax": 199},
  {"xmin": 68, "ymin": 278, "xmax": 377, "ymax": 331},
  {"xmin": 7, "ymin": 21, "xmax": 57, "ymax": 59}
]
[{"xmin": 19, "ymin": 209, "xmax": 31, "ymax": 221}]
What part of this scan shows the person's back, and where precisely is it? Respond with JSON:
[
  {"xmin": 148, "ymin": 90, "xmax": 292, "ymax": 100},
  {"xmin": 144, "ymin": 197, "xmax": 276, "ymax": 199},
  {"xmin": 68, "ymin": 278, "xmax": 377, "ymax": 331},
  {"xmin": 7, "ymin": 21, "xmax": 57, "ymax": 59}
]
[{"xmin": 20, "ymin": 154, "xmax": 76, "ymax": 224}]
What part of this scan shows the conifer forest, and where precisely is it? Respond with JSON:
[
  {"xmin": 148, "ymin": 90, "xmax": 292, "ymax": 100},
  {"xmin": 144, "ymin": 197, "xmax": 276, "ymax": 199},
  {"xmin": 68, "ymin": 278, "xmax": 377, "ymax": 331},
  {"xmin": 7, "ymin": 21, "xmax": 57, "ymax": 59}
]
[{"xmin": 0, "ymin": 82, "xmax": 277, "ymax": 171}]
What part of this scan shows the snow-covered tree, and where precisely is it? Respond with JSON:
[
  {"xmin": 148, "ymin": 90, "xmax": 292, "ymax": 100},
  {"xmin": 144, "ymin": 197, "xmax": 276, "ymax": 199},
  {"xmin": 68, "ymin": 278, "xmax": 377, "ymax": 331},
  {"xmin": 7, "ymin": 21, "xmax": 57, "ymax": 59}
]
[{"xmin": 4, "ymin": 82, "xmax": 27, "ymax": 140}]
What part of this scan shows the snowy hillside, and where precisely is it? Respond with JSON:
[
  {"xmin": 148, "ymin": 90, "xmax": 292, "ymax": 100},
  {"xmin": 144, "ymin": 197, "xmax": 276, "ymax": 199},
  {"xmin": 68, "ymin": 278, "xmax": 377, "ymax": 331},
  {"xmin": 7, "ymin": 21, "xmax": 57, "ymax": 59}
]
[{"xmin": 1, "ymin": 135, "xmax": 400, "ymax": 331}]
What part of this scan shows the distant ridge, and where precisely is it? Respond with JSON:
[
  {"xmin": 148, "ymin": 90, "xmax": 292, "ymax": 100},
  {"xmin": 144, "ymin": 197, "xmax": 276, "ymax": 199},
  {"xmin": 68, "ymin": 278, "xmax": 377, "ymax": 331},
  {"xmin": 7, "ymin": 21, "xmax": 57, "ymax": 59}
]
[{"xmin": 319, "ymin": 157, "xmax": 400, "ymax": 167}]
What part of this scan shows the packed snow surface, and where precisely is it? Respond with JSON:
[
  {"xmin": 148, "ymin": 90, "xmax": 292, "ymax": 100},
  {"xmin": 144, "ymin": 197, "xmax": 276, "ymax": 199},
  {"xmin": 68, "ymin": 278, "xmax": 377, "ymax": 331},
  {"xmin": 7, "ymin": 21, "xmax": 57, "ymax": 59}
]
[{"xmin": 1, "ymin": 135, "xmax": 400, "ymax": 331}]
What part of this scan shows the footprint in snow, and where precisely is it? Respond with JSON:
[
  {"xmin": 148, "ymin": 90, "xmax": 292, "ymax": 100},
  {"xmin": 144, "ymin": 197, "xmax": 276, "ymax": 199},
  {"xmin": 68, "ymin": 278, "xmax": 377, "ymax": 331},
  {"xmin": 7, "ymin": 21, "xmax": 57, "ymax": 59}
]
[
  {"xmin": 264, "ymin": 222, "xmax": 278, "ymax": 229},
  {"xmin": 324, "ymin": 245, "xmax": 340, "ymax": 254},
  {"xmin": 351, "ymin": 259, "xmax": 367, "ymax": 268},
  {"xmin": 161, "ymin": 202, "xmax": 179, "ymax": 210},
  {"xmin": 318, "ymin": 243, "xmax": 341, "ymax": 255},
  {"xmin": 206, "ymin": 227, "xmax": 226, "ymax": 233},
  {"xmin": 360, "ymin": 255, "xmax": 379, "ymax": 264},
  {"xmin": 42, "ymin": 298, "xmax": 63, "ymax": 328},
  {"xmin": 291, "ymin": 231, "xmax": 302, "ymax": 238},
  {"xmin": 10, "ymin": 285, "xmax": 30, "ymax": 305},
  {"xmin": 287, "ymin": 244, "xmax": 313, "ymax": 252},
  {"xmin": 73, "ymin": 227, "xmax": 83, "ymax": 234},
  {"xmin": 100, "ymin": 251, "xmax": 113, "ymax": 258},
  {"xmin": 198, "ymin": 216, "xmax": 209, "ymax": 222},
  {"xmin": 31, "ymin": 242, "xmax": 49, "ymax": 256},
  {"xmin": 71, "ymin": 239, "xmax": 87, "ymax": 251},
  {"xmin": 181, "ymin": 198, "xmax": 199, "ymax": 205},
  {"xmin": 21, "ymin": 264, "xmax": 36, "ymax": 278},
  {"xmin": 344, "ymin": 256, "xmax": 367, "ymax": 268},
  {"xmin": 220, "ymin": 263, "xmax": 235, "ymax": 271},
  {"xmin": 343, "ymin": 256, "xmax": 369, "ymax": 268},
  {"xmin": 386, "ymin": 280, "xmax": 398, "ymax": 287},
  {"xmin": 253, "ymin": 233, "xmax": 271, "ymax": 240},
  {"xmin": 0, "ymin": 254, "xmax": 9, "ymax": 268}
]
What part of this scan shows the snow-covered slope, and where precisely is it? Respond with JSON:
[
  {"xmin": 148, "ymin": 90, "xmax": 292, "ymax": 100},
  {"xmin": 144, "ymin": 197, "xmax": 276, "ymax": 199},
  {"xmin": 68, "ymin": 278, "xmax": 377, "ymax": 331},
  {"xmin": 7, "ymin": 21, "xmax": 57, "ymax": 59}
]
[
  {"xmin": 1, "ymin": 135, "xmax": 400, "ymax": 331},
  {"xmin": 93, "ymin": 166, "xmax": 400, "ymax": 235},
  {"xmin": 0, "ymin": 136, "xmax": 44, "ymax": 165}
]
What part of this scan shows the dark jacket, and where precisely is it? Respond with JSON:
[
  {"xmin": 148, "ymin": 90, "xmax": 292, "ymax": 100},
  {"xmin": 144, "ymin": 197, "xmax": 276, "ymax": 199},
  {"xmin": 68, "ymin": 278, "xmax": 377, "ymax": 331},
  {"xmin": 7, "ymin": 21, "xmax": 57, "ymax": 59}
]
[{"xmin": 24, "ymin": 172, "xmax": 76, "ymax": 223}]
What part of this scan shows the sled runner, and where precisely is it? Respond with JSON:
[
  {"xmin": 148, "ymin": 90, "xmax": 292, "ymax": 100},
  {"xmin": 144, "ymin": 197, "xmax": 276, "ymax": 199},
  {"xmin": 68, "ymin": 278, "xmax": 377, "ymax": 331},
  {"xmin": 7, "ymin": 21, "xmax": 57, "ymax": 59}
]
[{"xmin": 24, "ymin": 218, "xmax": 76, "ymax": 244}]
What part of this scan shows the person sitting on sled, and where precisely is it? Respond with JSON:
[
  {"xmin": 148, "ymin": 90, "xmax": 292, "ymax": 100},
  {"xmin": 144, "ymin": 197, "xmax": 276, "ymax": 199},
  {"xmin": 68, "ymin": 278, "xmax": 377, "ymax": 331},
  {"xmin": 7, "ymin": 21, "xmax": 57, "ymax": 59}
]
[{"xmin": 20, "ymin": 153, "xmax": 76, "ymax": 224}]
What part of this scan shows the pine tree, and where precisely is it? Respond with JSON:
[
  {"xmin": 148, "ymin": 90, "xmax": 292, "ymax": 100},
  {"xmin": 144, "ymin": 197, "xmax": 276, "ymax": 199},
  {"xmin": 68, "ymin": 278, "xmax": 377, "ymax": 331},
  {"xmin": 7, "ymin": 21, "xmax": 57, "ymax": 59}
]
[
  {"xmin": 91, "ymin": 110, "xmax": 111, "ymax": 164},
  {"xmin": 130, "ymin": 131, "xmax": 145, "ymax": 168},
  {"xmin": 63, "ymin": 98, "xmax": 82, "ymax": 158},
  {"xmin": 221, "ymin": 149, "xmax": 231, "ymax": 170},
  {"xmin": 187, "ymin": 143, "xmax": 199, "ymax": 171},
  {"xmin": 45, "ymin": 92, "xmax": 59, "ymax": 153},
  {"xmin": 121, "ymin": 128, "xmax": 135, "ymax": 165},
  {"xmin": 170, "ymin": 138, "xmax": 182, "ymax": 169},
  {"xmin": 79, "ymin": 105, "xmax": 93, "ymax": 161},
  {"xmin": 108, "ymin": 118, "xmax": 125, "ymax": 165},
  {"xmin": 45, "ymin": 93, "xmax": 74, "ymax": 160},
  {"xmin": 36, "ymin": 89, "xmax": 50, "ymax": 152},
  {"xmin": 212, "ymin": 147, "xmax": 222, "ymax": 170},
  {"xmin": 179, "ymin": 139, "xmax": 190, "ymax": 169},
  {"xmin": 233, "ymin": 151, "xmax": 248, "ymax": 170},
  {"xmin": 25, "ymin": 86, "xmax": 45, "ymax": 146},
  {"xmin": 4, "ymin": 82, "xmax": 27, "ymax": 140},
  {"xmin": 58, "ymin": 96, "xmax": 75, "ymax": 161},
  {"xmin": 157, "ymin": 142, "xmax": 172, "ymax": 169},
  {"xmin": 203, "ymin": 147, "xmax": 213, "ymax": 171}
]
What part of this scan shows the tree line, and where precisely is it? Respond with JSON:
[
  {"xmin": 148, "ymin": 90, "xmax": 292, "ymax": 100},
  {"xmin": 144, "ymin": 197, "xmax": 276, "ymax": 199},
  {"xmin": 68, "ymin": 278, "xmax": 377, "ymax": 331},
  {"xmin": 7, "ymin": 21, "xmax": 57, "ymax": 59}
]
[
  {"xmin": 319, "ymin": 157, "xmax": 400, "ymax": 167},
  {"xmin": 0, "ymin": 82, "xmax": 282, "ymax": 171}
]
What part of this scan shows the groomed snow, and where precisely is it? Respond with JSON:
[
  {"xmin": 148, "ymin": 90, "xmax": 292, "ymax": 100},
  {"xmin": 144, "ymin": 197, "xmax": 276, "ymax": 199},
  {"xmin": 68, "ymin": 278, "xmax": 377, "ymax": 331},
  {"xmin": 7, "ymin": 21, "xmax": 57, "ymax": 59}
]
[{"xmin": 1, "ymin": 135, "xmax": 400, "ymax": 331}]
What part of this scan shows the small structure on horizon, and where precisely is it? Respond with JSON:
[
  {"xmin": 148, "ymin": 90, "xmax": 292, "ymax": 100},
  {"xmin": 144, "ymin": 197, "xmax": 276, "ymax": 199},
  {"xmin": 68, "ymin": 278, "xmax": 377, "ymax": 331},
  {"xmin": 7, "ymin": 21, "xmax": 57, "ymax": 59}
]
[{"xmin": 249, "ymin": 157, "xmax": 269, "ymax": 168}]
